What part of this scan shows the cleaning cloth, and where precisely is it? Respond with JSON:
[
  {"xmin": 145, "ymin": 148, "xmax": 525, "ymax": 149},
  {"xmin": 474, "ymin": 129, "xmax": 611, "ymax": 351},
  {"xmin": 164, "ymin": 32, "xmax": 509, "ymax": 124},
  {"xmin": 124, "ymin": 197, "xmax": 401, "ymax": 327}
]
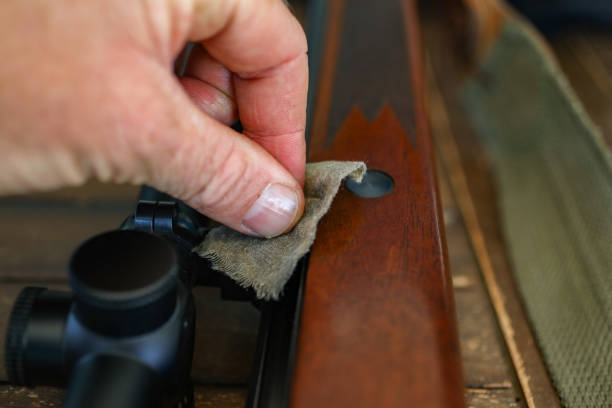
[{"xmin": 194, "ymin": 161, "xmax": 366, "ymax": 300}]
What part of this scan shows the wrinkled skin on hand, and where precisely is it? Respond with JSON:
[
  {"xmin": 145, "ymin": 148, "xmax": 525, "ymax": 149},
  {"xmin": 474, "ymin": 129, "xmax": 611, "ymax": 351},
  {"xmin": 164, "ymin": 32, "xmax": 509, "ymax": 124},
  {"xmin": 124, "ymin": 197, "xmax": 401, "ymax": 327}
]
[{"xmin": 0, "ymin": 0, "xmax": 307, "ymax": 237}]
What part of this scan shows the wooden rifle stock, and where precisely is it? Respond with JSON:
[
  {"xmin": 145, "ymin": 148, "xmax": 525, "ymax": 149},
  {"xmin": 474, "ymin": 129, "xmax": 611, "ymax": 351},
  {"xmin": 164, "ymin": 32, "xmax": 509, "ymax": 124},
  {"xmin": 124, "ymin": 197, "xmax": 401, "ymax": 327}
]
[{"xmin": 289, "ymin": 1, "xmax": 465, "ymax": 406}]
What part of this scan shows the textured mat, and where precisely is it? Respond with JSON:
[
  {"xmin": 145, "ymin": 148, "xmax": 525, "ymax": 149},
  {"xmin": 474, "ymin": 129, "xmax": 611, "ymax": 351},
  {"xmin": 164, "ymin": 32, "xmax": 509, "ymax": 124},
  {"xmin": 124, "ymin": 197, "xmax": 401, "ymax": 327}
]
[{"xmin": 463, "ymin": 19, "xmax": 612, "ymax": 407}]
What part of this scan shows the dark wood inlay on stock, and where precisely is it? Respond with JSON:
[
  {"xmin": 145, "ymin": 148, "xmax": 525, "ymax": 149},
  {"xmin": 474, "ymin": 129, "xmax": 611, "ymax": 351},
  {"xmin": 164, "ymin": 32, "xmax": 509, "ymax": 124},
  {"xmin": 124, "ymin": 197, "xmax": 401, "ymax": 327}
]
[{"xmin": 291, "ymin": 1, "xmax": 465, "ymax": 407}]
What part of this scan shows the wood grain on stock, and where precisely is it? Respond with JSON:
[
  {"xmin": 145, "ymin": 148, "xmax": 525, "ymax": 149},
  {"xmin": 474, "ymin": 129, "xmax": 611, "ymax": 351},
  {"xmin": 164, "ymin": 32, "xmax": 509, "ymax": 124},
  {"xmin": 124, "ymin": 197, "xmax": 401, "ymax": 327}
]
[{"xmin": 290, "ymin": 1, "xmax": 464, "ymax": 407}]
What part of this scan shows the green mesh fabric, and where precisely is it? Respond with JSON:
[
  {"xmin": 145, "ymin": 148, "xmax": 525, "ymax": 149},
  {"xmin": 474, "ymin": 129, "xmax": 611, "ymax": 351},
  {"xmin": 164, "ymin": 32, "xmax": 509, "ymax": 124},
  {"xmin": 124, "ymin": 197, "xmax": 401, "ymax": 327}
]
[{"xmin": 463, "ymin": 19, "xmax": 612, "ymax": 408}]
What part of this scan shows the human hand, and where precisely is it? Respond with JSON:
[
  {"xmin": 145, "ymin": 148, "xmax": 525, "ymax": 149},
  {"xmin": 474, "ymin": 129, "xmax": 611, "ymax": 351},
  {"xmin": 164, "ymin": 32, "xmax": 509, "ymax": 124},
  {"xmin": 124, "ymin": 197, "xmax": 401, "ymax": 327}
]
[{"xmin": 0, "ymin": 0, "xmax": 307, "ymax": 238}]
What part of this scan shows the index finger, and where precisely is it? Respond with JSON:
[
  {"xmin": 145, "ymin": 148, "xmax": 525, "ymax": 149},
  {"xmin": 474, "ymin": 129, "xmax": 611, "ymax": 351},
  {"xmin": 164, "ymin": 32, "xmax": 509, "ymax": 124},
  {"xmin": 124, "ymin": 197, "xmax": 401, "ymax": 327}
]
[{"xmin": 190, "ymin": 0, "xmax": 308, "ymax": 184}]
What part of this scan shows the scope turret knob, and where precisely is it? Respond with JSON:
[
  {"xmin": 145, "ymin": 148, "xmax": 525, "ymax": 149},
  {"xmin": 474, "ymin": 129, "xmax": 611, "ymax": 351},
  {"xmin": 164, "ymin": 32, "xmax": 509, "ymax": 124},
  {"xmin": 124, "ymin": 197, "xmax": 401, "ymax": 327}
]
[{"xmin": 70, "ymin": 230, "xmax": 179, "ymax": 336}]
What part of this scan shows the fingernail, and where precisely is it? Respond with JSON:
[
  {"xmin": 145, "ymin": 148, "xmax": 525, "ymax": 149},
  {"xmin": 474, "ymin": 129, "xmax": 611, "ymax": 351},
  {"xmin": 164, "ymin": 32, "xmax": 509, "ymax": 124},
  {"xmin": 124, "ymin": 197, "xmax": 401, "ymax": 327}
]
[{"xmin": 242, "ymin": 183, "xmax": 299, "ymax": 238}]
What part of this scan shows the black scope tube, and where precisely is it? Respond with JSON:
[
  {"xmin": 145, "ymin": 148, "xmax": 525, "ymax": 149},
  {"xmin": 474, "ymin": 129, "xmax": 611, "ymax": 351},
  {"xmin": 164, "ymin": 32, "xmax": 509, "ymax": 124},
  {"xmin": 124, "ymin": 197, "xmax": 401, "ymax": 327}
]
[{"xmin": 62, "ymin": 354, "xmax": 162, "ymax": 408}]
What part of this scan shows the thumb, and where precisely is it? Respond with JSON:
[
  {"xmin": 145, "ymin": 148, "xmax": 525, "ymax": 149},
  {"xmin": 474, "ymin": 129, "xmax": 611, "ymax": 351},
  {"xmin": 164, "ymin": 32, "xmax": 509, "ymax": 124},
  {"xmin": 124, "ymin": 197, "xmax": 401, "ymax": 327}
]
[{"xmin": 120, "ymin": 67, "xmax": 304, "ymax": 238}]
